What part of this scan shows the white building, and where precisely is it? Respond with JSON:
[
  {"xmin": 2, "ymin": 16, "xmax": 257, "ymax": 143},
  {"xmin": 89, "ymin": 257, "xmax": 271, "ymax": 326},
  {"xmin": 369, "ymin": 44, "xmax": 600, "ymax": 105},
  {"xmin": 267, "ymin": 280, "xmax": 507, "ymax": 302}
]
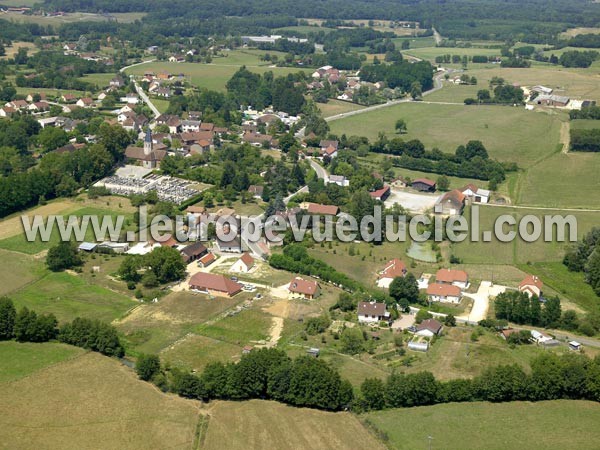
[{"xmin": 357, "ymin": 301, "xmax": 390, "ymax": 324}]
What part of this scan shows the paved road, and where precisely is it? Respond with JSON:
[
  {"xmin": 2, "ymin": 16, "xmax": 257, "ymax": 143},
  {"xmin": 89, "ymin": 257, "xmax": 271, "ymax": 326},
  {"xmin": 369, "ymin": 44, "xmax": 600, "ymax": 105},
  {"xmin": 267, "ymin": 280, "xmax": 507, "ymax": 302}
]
[
  {"xmin": 307, "ymin": 157, "xmax": 329, "ymax": 180},
  {"xmin": 119, "ymin": 59, "xmax": 161, "ymax": 118}
]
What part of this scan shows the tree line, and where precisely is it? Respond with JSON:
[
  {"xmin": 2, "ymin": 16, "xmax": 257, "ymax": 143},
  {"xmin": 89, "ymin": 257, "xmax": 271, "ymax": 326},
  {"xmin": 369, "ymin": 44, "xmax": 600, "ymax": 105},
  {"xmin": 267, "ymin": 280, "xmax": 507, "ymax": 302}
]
[
  {"xmin": 132, "ymin": 336, "xmax": 600, "ymax": 414},
  {"xmin": 570, "ymin": 106, "xmax": 600, "ymax": 120},
  {"xmin": 269, "ymin": 244, "xmax": 362, "ymax": 292},
  {"xmin": 368, "ymin": 137, "xmax": 512, "ymax": 185},
  {"xmin": 570, "ymin": 129, "xmax": 600, "ymax": 152},
  {"xmin": 359, "ymin": 352, "xmax": 600, "ymax": 411},
  {"xmin": 135, "ymin": 348, "xmax": 353, "ymax": 411},
  {"xmin": 564, "ymin": 227, "xmax": 600, "ymax": 296},
  {"xmin": 0, "ymin": 121, "xmax": 132, "ymax": 218},
  {"xmin": 0, "ymin": 297, "xmax": 124, "ymax": 357}
]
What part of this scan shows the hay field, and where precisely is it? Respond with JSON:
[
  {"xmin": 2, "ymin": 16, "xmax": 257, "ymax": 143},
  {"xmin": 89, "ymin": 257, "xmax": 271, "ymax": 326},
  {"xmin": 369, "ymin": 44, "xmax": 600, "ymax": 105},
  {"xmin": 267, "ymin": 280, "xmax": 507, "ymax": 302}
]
[
  {"xmin": 0, "ymin": 352, "xmax": 200, "ymax": 450},
  {"xmin": 365, "ymin": 400, "xmax": 600, "ymax": 450},
  {"xmin": 202, "ymin": 400, "xmax": 385, "ymax": 450}
]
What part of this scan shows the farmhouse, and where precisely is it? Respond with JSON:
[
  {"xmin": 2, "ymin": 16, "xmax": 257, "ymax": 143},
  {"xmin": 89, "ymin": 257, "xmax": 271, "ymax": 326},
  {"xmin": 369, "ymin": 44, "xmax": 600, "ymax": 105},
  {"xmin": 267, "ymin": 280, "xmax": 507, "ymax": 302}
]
[
  {"xmin": 376, "ymin": 258, "xmax": 407, "ymax": 289},
  {"xmin": 519, "ymin": 275, "xmax": 543, "ymax": 298},
  {"xmin": 426, "ymin": 283, "xmax": 462, "ymax": 303},
  {"xmin": 306, "ymin": 203, "xmax": 339, "ymax": 216},
  {"xmin": 369, "ymin": 185, "xmax": 391, "ymax": 201},
  {"xmin": 180, "ymin": 242, "xmax": 208, "ymax": 263},
  {"xmin": 460, "ymin": 184, "xmax": 490, "ymax": 204},
  {"xmin": 76, "ymin": 97, "xmax": 94, "ymax": 108},
  {"xmin": 435, "ymin": 189, "xmax": 466, "ymax": 215},
  {"xmin": 411, "ymin": 178, "xmax": 436, "ymax": 192},
  {"xmin": 535, "ymin": 94, "xmax": 570, "ymax": 107},
  {"xmin": 230, "ymin": 253, "xmax": 255, "ymax": 273},
  {"xmin": 435, "ymin": 268, "xmax": 469, "ymax": 289},
  {"xmin": 530, "ymin": 330, "xmax": 559, "ymax": 346},
  {"xmin": 357, "ymin": 301, "xmax": 390, "ymax": 324},
  {"xmin": 288, "ymin": 277, "xmax": 320, "ymax": 300},
  {"xmin": 197, "ymin": 252, "xmax": 216, "ymax": 267},
  {"xmin": 243, "ymin": 132, "xmax": 273, "ymax": 147},
  {"xmin": 320, "ymin": 140, "xmax": 339, "ymax": 158},
  {"xmin": 415, "ymin": 319, "xmax": 443, "ymax": 337},
  {"xmin": 110, "ymin": 76, "xmax": 125, "ymax": 88},
  {"xmin": 189, "ymin": 272, "xmax": 243, "ymax": 297},
  {"xmin": 327, "ymin": 175, "xmax": 349, "ymax": 187}
]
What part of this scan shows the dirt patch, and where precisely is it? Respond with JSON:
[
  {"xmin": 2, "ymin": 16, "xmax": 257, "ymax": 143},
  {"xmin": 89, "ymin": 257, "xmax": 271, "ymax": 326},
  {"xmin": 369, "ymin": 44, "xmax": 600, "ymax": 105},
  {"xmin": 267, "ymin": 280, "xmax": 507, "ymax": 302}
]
[{"xmin": 560, "ymin": 121, "xmax": 570, "ymax": 154}]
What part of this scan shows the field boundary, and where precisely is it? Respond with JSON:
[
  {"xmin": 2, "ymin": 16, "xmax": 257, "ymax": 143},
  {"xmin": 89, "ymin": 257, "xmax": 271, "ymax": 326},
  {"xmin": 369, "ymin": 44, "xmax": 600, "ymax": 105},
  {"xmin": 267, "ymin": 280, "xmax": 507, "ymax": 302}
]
[{"xmin": 0, "ymin": 346, "xmax": 90, "ymax": 385}]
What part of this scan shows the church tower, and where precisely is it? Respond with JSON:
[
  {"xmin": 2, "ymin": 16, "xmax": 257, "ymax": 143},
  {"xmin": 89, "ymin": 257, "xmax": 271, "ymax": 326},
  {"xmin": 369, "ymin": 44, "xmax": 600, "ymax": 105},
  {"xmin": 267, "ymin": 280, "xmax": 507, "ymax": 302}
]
[{"xmin": 143, "ymin": 128, "xmax": 152, "ymax": 156}]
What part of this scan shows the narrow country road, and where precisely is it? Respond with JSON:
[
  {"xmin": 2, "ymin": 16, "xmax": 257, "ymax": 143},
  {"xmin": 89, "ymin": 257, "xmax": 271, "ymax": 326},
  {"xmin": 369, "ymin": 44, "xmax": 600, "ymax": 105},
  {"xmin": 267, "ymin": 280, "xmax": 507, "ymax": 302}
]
[
  {"xmin": 307, "ymin": 157, "xmax": 329, "ymax": 180},
  {"xmin": 119, "ymin": 59, "xmax": 161, "ymax": 118}
]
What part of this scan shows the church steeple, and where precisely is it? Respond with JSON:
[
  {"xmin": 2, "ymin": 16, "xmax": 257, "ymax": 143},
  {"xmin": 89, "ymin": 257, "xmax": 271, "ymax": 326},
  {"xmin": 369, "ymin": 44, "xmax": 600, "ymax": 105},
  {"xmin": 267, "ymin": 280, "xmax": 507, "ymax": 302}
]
[{"xmin": 143, "ymin": 128, "xmax": 152, "ymax": 156}]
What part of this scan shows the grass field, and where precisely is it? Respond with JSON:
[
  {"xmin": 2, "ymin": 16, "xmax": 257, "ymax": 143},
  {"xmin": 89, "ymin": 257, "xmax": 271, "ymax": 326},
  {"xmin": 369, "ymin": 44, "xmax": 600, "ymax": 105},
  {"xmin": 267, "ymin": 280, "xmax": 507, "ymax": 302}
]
[
  {"xmin": 77, "ymin": 72, "xmax": 115, "ymax": 89},
  {"xmin": 202, "ymin": 400, "xmax": 385, "ymax": 450},
  {"xmin": 451, "ymin": 205, "xmax": 600, "ymax": 265},
  {"xmin": 117, "ymin": 290, "xmax": 247, "ymax": 355},
  {"xmin": 330, "ymin": 103, "xmax": 562, "ymax": 168},
  {"xmin": 404, "ymin": 46, "xmax": 501, "ymax": 61},
  {"xmin": 401, "ymin": 326, "xmax": 569, "ymax": 380},
  {"xmin": 517, "ymin": 150, "xmax": 600, "ymax": 208},
  {"xmin": 365, "ymin": 400, "xmax": 600, "ymax": 450},
  {"xmin": 0, "ymin": 351, "xmax": 200, "ymax": 450},
  {"xmin": 318, "ymin": 99, "xmax": 366, "ymax": 118},
  {"xmin": 196, "ymin": 308, "xmax": 272, "ymax": 345},
  {"xmin": 0, "ymin": 249, "xmax": 46, "ymax": 296},
  {"xmin": 0, "ymin": 41, "xmax": 36, "ymax": 60},
  {"xmin": 126, "ymin": 51, "xmax": 311, "ymax": 92},
  {"xmin": 10, "ymin": 271, "xmax": 136, "ymax": 323},
  {"xmin": 0, "ymin": 206, "xmax": 136, "ymax": 255},
  {"xmin": 519, "ymin": 261, "xmax": 600, "ymax": 312},
  {"xmin": 1, "ymin": 11, "xmax": 146, "ymax": 26},
  {"xmin": 0, "ymin": 341, "xmax": 85, "ymax": 383},
  {"xmin": 161, "ymin": 333, "xmax": 244, "ymax": 371}
]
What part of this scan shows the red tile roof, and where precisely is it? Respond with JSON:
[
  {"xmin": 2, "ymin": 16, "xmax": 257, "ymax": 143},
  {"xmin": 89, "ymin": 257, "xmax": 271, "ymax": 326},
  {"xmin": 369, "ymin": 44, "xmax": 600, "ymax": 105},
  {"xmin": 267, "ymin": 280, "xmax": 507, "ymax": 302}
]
[
  {"xmin": 435, "ymin": 268, "xmax": 468, "ymax": 284},
  {"xmin": 519, "ymin": 275, "xmax": 543, "ymax": 290},
  {"xmin": 307, "ymin": 203, "xmax": 339, "ymax": 215},
  {"xmin": 288, "ymin": 277, "xmax": 318, "ymax": 296},
  {"xmin": 189, "ymin": 272, "xmax": 242, "ymax": 295},
  {"xmin": 379, "ymin": 258, "xmax": 407, "ymax": 279},
  {"xmin": 240, "ymin": 252, "xmax": 255, "ymax": 269},
  {"xmin": 412, "ymin": 178, "xmax": 436, "ymax": 187},
  {"xmin": 369, "ymin": 185, "xmax": 390, "ymax": 199},
  {"xmin": 426, "ymin": 283, "xmax": 462, "ymax": 297}
]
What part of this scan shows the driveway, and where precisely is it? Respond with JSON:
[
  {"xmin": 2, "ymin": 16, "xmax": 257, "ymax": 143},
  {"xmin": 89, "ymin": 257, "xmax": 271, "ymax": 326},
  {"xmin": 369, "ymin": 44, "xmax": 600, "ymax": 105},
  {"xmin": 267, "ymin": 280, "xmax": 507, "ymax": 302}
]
[
  {"xmin": 459, "ymin": 281, "xmax": 508, "ymax": 323},
  {"xmin": 384, "ymin": 188, "xmax": 441, "ymax": 213}
]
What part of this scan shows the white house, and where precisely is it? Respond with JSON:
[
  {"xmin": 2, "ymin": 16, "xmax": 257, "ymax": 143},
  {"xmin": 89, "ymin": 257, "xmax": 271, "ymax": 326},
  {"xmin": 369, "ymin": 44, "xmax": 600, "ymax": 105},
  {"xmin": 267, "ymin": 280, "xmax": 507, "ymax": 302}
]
[
  {"xmin": 519, "ymin": 275, "xmax": 543, "ymax": 298},
  {"xmin": 120, "ymin": 93, "xmax": 139, "ymax": 104},
  {"xmin": 460, "ymin": 184, "xmax": 490, "ymax": 204},
  {"xmin": 415, "ymin": 319, "xmax": 443, "ymax": 337},
  {"xmin": 376, "ymin": 258, "xmax": 407, "ymax": 289},
  {"xmin": 230, "ymin": 253, "xmax": 255, "ymax": 273},
  {"xmin": 357, "ymin": 301, "xmax": 390, "ymax": 324},
  {"xmin": 326, "ymin": 174, "xmax": 349, "ymax": 187},
  {"xmin": 426, "ymin": 283, "xmax": 462, "ymax": 303}
]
